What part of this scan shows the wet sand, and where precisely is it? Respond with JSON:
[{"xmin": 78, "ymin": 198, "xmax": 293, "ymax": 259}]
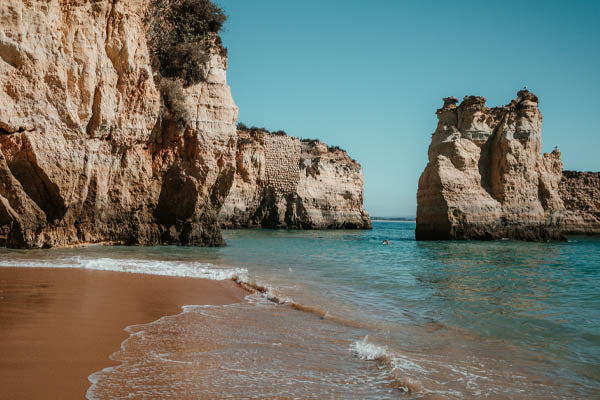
[{"xmin": 0, "ymin": 267, "xmax": 247, "ymax": 400}]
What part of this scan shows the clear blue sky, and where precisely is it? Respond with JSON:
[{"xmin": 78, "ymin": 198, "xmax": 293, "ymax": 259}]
[{"xmin": 219, "ymin": 0, "xmax": 600, "ymax": 217}]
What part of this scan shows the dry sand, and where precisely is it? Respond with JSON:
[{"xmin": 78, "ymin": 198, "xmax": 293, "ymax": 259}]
[{"xmin": 0, "ymin": 267, "xmax": 247, "ymax": 399}]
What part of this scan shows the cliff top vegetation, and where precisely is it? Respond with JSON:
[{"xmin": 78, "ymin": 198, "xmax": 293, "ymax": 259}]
[
  {"xmin": 145, "ymin": 0, "xmax": 227, "ymax": 86},
  {"xmin": 236, "ymin": 123, "xmax": 351, "ymax": 158},
  {"xmin": 237, "ymin": 122, "xmax": 288, "ymax": 136}
]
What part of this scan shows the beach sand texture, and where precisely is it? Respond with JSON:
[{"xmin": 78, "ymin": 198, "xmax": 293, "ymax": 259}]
[{"xmin": 0, "ymin": 267, "xmax": 246, "ymax": 399}]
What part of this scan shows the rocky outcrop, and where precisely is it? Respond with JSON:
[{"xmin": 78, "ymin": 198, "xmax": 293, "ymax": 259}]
[
  {"xmin": 416, "ymin": 90, "xmax": 566, "ymax": 241},
  {"xmin": 219, "ymin": 129, "xmax": 371, "ymax": 229},
  {"xmin": 0, "ymin": 0, "xmax": 237, "ymax": 248},
  {"xmin": 559, "ymin": 171, "xmax": 600, "ymax": 235}
]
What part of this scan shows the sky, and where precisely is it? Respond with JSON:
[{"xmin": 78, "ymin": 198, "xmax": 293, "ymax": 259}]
[{"xmin": 219, "ymin": 0, "xmax": 600, "ymax": 217}]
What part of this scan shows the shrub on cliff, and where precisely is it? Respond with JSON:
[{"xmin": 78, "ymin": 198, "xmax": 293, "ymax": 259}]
[
  {"xmin": 146, "ymin": 0, "xmax": 227, "ymax": 86},
  {"xmin": 159, "ymin": 79, "xmax": 191, "ymax": 125},
  {"xmin": 236, "ymin": 122, "xmax": 249, "ymax": 131}
]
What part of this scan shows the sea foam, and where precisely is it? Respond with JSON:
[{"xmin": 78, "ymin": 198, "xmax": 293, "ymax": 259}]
[
  {"xmin": 350, "ymin": 336, "xmax": 389, "ymax": 361},
  {"xmin": 0, "ymin": 256, "xmax": 247, "ymax": 281}
]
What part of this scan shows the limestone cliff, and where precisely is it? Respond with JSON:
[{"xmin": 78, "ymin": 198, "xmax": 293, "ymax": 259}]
[
  {"xmin": 0, "ymin": 0, "xmax": 237, "ymax": 248},
  {"xmin": 416, "ymin": 90, "xmax": 565, "ymax": 241},
  {"xmin": 219, "ymin": 128, "xmax": 371, "ymax": 229},
  {"xmin": 559, "ymin": 171, "xmax": 600, "ymax": 235}
]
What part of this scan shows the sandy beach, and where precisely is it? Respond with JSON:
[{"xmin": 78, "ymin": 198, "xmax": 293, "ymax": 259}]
[{"xmin": 0, "ymin": 267, "xmax": 246, "ymax": 400}]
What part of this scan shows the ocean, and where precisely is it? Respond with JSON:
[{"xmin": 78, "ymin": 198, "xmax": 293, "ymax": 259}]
[{"xmin": 1, "ymin": 221, "xmax": 599, "ymax": 399}]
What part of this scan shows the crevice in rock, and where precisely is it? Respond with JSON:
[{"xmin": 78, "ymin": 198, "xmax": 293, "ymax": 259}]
[
  {"xmin": 284, "ymin": 193, "xmax": 309, "ymax": 228},
  {"xmin": 209, "ymin": 165, "xmax": 235, "ymax": 207},
  {"xmin": 0, "ymin": 125, "xmax": 35, "ymax": 135},
  {"xmin": 0, "ymin": 36, "xmax": 27, "ymax": 69},
  {"xmin": 486, "ymin": 111, "xmax": 511, "ymax": 203},
  {"xmin": 4, "ymin": 142, "xmax": 67, "ymax": 223},
  {"xmin": 86, "ymin": 86, "xmax": 102, "ymax": 137},
  {"xmin": 252, "ymin": 187, "xmax": 279, "ymax": 228},
  {"xmin": 155, "ymin": 169, "xmax": 198, "ymax": 226}
]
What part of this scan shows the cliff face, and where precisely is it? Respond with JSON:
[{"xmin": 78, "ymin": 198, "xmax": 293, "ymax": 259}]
[
  {"xmin": 559, "ymin": 171, "xmax": 600, "ymax": 235},
  {"xmin": 0, "ymin": 0, "xmax": 237, "ymax": 248},
  {"xmin": 219, "ymin": 129, "xmax": 371, "ymax": 229},
  {"xmin": 416, "ymin": 90, "xmax": 565, "ymax": 241}
]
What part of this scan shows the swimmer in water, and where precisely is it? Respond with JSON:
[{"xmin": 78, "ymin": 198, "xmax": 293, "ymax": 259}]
[{"xmin": 382, "ymin": 240, "xmax": 390, "ymax": 245}]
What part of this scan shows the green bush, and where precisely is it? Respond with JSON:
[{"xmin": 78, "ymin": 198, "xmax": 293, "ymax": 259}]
[
  {"xmin": 236, "ymin": 123, "xmax": 288, "ymax": 136},
  {"xmin": 159, "ymin": 79, "xmax": 190, "ymax": 125},
  {"xmin": 236, "ymin": 122, "xmax": 249, "ymax": 131},
  {"xmin": 249, "ymin": 126, "xmax": 267, "ymax": 132},
  {"xmin": 146, "ymin": 0, "xmax": 227, "ymax": 86}
]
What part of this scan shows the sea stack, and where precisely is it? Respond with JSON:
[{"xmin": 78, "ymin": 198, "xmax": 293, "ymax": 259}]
[
  {"xmin": 219, "ymin": 128, "xmax": 371, "ymax": 229},
  {"xmin": 416, "ymin": 90, "xmax": 565, "ymax": 241}
]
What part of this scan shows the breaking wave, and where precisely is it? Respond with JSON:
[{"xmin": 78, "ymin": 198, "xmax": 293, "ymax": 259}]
[
  {"xmin": 0, "ymin": 256, "xmax": 247, "ymax": 281},
  {"xmin": 350, "ymin": 335, "xmax": 389, "ymax": 361}
]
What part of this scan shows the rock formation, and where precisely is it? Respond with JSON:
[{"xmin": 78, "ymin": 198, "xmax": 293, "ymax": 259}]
[
  {"xmin": 416, "ymin": 90, "xmax": 566, "ymax": 241},
  {"xmin": 0, "ymin": 0, "xmax": 237, "ymax": 248},
  {"xmin": 0, "ymin": 0, "xmax": 370, "ymax": 248},
  {"xmin": 219, "ymin": 128, "xmax": 371, "ymax": 229},
  {"xmin": 559, "ymin": 171, "xmax": 600, "ymax": 235}
]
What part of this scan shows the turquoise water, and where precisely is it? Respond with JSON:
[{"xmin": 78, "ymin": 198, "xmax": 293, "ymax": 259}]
[
  {"xmin": 2, "ymin": 221, "xmax": 599, "ymax": 398},
  {"xmin": 219, "ymin": 221, "xmax": 600, "ymax": 396}
]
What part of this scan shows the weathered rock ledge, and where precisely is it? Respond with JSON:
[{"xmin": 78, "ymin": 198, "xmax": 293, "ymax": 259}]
[
  {"xmin": 559, "ymin": 171, "xmax": 600, "ymax": 235},
  {"xmin": 416, "ymin": 90, "xmax": 566, "ymax": 241},
  {"xmin": 219, "ymin": 128, "xmax": 372, "ymax": 229}
]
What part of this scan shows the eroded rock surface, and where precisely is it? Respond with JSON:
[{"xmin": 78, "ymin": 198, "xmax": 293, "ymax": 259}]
[
  {"xmin": 219, "ymin": 129, "xmax": 371, "ymax": 229},
  {"xmin": 416, "ymin": 90, "xmax": 565, "ymax": 241},
  {"xmin": 559, "ymin": 171, "xmax": 600, "ymax": 235},
  {"xmin": 0, "ymin": 0, "xmax": 237, "ymax": 248}
]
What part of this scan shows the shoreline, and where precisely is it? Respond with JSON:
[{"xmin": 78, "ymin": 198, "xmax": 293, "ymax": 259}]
[
  {"xmin": 0, "ymin": 266, "xmax": 247, "ymax": 399},
  {"xmin": 371, "ymin": 219, "xmax": 415, "ymax": 223}
]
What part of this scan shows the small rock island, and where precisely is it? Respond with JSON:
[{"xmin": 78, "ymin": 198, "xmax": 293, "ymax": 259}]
[{"xmin": 416, "ymin": 90, "xmax": 599, "ymax": 241}]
